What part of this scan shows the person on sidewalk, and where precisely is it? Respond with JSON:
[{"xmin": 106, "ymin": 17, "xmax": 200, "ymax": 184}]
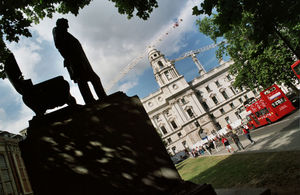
[
  {"xmin": 203, "ymin": 143, "xmax": 212, "ymax": 155},
  {"xmin": 243, "ymin": 125, "xmax": 255, "ymax": 144},
  {"xmin": 222, "ymin": 135, "xmax": 234, "ymax": 153},
  {"xmin": 230, "ymin": 131, "xmax": 244, "ymax": 151},
  {"xmin": 226, "ymin": 124, "xmax": 233, "ymax": 131},
  {"xmin": 213, "ymin": 138, "xmax": 219, "ymax": 152}
]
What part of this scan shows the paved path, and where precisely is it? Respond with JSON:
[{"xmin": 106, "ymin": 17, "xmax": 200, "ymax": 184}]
[{"xmin": 201, "ymin": 109, "xmax": 300, "ymax": 157}]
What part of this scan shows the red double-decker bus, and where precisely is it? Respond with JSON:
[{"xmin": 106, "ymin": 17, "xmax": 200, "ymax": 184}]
[
  {"xmin": 291, "ymin": 60, "xmax": 300, "ymax": 79},
  {"xmin": 244, "ymin": 84, "xmax": 296, "ymax": 129}
]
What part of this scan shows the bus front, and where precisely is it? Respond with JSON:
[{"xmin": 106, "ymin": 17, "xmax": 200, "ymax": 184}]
[{"xmin": 260, "ymin": 84, "xmax": 296, "ymax": 119}]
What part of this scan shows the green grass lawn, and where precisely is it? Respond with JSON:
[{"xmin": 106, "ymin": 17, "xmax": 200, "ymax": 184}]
[{"xmin": 176, "ymin": 151, "xmax": 300, "ymax": 193}]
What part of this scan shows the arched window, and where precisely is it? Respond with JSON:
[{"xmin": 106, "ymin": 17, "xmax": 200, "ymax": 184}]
[
  {"xmin": 158, "ymin": 61, "xmax": 164, "ymax": 68},
  {"xmin": 164, "ymin": 71, "xmax": 171, "ymax": 80},
  {"xmin": 198, "ymin": 128, "xmax": 207, "ymax": 139}
]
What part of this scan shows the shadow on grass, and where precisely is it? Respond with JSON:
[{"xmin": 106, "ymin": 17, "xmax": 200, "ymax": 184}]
[{"xmin": 178, "ymin": 151, "xmax": 300, "ymax": 194}]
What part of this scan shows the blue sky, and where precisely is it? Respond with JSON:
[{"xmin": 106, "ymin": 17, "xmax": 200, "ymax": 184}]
[{"xmin": 0, "ymin": 0, "xmax": 225, "ymax": 134}]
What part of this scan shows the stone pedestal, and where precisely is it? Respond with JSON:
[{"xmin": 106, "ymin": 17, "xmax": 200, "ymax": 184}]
[{"xmin": 20, "ymin": 92, "xmax": 216, "ymax": 195}]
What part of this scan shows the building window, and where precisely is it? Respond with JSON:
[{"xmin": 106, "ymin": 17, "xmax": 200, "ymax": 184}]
[
  {"xmin": 216, "ymin": 122, "xmax": 222, "ymax": 130},
  {"xmin": 226, "ymin": 74, "xmax": 232, "ymax": 81},
  {"xmin": 182, "ymin": 141, "xmax": 187, "ymax": 148},
  {"xmin": 230, "ymin": 87, "xmax": 237, "ymax": 95},
  {"xmin": 220, "ymin": 108, "xmax": 225, "ymax": 114},
  {"xmin": 167, "ymin": 138, "xmax": 172, "ymax": 143},
  {"xmin": 164, "ymin": 71, "xmax": 172, "ymax": 80},
  {"xmin": 0, "ymin": 154, "xmax": 14, "ymax": 195},
  {"xmin": 201, "ymin": 101, "xmax": 209, "ymax": 110},
  {"xmin": 205, "ymin": 85, "xmax": 212, "ymax": 92},
  {"xmin": 181, "ymin": 97, "xmax": 186, "ymax": 104},
  {"xmin": 212, "ymin": 96, "xmax": 219, "ymax": 104},
  {"xmin": 198, "ymin": 128, "xmax": 207, "ymax": 139},
  {"xmin": 160, "ymin": 126, "xmax": 167, "ymax": 135},
  {"xmin": 225, "ymin": 116, "xmax": 231, "ymax": 124},
  {"xmin": 210, "ymin": 113, "xmax": 215, "ymax": 119},
  {"xmin": 186, "ymin": 108, "xmax": 194, "ymax": 118},
  {"xmin": 196, "ymin": 90, "xmax": 202, "ymax": 97},
  {"xmin": 215, "ymin": 80, "xmax": 221, "ymax": 87},
  {"xmin": 239, "ymin": 98, "xmax": 243, "ymax": 104},
  {"xmin": 15, "ymin": 154, "xmax": 32, "ymax": 193},
  {"xmin": 177, "ymin": 132, "xmax": 182, "ymax": 137},
  {"xmin": 158, "ymin": 61, "xmax": 163, "ymax": 68},
  {"xmin": 170, "ymin": 120, "xmax": 178, "ymax": 129},
  {"xmin": 235, "ymin": 111, "xmax": 242, "ymax": 119},
  {"xmin": 194, "ymin": 121, "xmax": 200, "ymax": 127},
  {"xmin": 165, "ymin": 110, "xmax": 170, "ymax": 116},
  {"xmin": 171, "ymin": 146, "xmax": 176, "ymax": 154},
  {"xmin": 221, "ymin": 91, "xmax": 229, "ymax": 100},
  {"xmin": 154, "ymin": 115, "xmax": 161, "ymax": 123},
  {"xmin": 244, "ymin": 95, "xmax": 248, "ymax": 100},
  {"xmin": 230, "ymin": 103, "xmax": 235, "ymax": 108}
]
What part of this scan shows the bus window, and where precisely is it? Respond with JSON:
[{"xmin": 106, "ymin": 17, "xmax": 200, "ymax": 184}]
[
  {"xmin": 250, "ymin": 113, "xmax": 260, "ymax": 124},
  {"xmin": 260, "ymin": 108, "xmax": 269, "ymax": 115},
  {"xmin": 255, "ymin": 111, "xmax": 261, "ymax": 118},
  {"xmin": 291, "ymin": 60, "xmax": 300, "ymax": 79}
]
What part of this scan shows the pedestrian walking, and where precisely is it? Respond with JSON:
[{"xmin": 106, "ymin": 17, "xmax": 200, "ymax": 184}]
[
  {"xmin": 222, "ymin": 136, "xmax": 235, "ymax": 153},
  {"xmin": 243, "ymin": 126, "xmax": 255, "ymax": 144},
  {"xmin": 203, "ymin": 143, "xmax": 212, "ymax": 155},
  {"xmin": 227, "ymin": 124, "xmax": 233, "ymax": 131},
  {"xmin": 230, "ymin": 131, "xmax": 244, "ymax": 151},
  {"xmin": 213, "ymin": 139, "xmax": 219, "ymax": 151}
]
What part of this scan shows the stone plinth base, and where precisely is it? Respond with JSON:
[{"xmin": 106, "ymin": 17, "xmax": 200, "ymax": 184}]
[{"xmin": 20, "ymin": 92, "xmax": 216, "ymax": 195}]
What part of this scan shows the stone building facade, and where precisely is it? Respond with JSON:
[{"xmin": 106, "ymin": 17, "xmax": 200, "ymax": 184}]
[
  {"xmin": 141, "ymin": 47, "xmax": 258, "ymax": 155},
  {"xmin": 0, "ymin": 131, "xmax": 33, "ymax": 194}
]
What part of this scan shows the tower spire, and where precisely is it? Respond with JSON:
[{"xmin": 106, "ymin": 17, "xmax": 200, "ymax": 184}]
[{"xmin": 148, "ymin": 48, "xmax": 181, "ymax": 87}]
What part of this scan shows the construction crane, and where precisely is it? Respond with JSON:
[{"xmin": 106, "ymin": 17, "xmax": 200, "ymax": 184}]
[
  {"xmin": 171, "ymin": 41, "xmax": 226, "ymax": 75},
  {"xmin": 105, "ymin": 19, "xmax": 183, "ymax": 92}
]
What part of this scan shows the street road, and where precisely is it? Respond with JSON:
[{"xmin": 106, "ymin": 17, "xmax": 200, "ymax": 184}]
[{"xmin": 210, "ymin": 109, "xmax": 300, "ymax": 156}]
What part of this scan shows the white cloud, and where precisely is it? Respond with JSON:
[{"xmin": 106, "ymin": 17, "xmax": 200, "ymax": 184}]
[
  {"xmin": 4, "ymin": 104, "xmax": 33, "ymax": 134},
  {"xmin": 117, "ymin": 80, "xmax": 139, "ymax": 93},
  {"xmin": 0, "ymin": 102, "xmax": 33, "ymax": 134},
  {"xmin": 7, "ymin": 40, "xmax": 42, "ymax": 81},
  {"xmin": 1, "ymin": 0, "xmax": 205, "ymax": 133}
]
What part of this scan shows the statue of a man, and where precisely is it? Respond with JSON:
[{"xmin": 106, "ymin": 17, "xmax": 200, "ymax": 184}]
[{"xmin": 53, "ymin": 18, "xmax": 107, "ymax": 104}]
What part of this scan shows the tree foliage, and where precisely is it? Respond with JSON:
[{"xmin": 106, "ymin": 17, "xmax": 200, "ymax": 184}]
[
  {"xmin": 0, "ymin": 0, "xmax": 158, "ymax": 78},
  {"xmin": 109, "ymin": 0, "xmax": 158, "ymax": 20},
  {"xmin": 193, "ymin": 0, "xmax": 300, "ymax": 92}
]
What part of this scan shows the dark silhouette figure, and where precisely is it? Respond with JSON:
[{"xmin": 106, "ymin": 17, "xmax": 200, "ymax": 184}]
[
  {"xmin": 4, "ymin": 53, "xmax": 76, "ymax": 116},
  {"xmin": 52, "ymin": 18, "xmax": 107, "ymax": 104}
]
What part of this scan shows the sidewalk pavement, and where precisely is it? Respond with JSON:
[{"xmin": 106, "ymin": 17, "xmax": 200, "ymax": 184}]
[{"xmin": 197, "ymin": 113, "xmax": 300, "ymax": 157}]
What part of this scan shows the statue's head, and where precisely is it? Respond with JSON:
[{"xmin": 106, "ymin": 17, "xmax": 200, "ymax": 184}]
[{"xmin": 56, "ymin": 18, "xmax": 69, "ymax": 29}]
